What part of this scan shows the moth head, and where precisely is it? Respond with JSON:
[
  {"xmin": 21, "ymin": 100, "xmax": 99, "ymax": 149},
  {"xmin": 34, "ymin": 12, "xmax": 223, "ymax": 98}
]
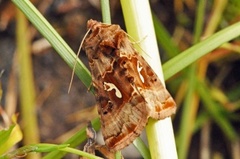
[{"xmin": 87, "ymin": 19, "xmax": 100, "ymax": 31}]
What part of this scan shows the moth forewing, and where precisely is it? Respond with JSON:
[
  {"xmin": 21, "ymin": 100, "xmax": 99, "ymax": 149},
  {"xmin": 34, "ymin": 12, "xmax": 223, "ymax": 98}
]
[{"xmin": 83, "ymin": 19, "xmax": 176, "ymax": 152}]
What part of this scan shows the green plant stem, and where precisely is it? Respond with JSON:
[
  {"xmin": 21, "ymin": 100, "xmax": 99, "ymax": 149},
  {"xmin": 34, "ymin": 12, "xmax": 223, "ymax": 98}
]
[
  {"xmin": 16, "ymin": 9, "xmax": 40, "ymax": 159},
  {"xmin": 133, "ymin": 137, "xmax": 151, "ymax": 159},
  {"xmin": 100, "ymin": 0, "xmax": 111, "ymax": 24},
  {"xmin": 120, "ymin": 0, "xmax": 177, "ymax": 158},
  {"xmin": 177, "ymin": 65, "xmax": 197, "ymax": 159},
  {"xmin": 178, "ymin": 1, "xmax": 206, "ymax": 159},
  {"xmin": 204, "ymin": 0, "xmax": 228, "ymax": 36},
  {"xmin": 193, "ymin": 0, "xmax": 207, "ymax": 44},
  {"xmin": 1, "ymin": 144, "xmax": 104, "ymax": 159},
  {"xmin": 61, "ymin": 147, "xmax": 103, "ymax": 159}
]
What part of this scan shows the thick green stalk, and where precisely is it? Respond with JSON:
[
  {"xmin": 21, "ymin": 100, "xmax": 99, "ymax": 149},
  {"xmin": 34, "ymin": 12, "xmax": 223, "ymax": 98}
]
[{"xmin": 120, "ymin": 0, "xmax": 177, "ymax": 158}]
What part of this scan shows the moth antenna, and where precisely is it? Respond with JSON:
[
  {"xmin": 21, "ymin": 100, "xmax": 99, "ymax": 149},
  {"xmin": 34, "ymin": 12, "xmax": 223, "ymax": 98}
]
[
  {"xmin": 129, "ymin": 34, "xmax": 147, "ymax": 45},
  {"xmin": 125, "ymin": 33, "xmax": 151, "ymax": 59},
  {"xmin": 68, "ymin": 28, "xmax": 91, "ymax": 93}
]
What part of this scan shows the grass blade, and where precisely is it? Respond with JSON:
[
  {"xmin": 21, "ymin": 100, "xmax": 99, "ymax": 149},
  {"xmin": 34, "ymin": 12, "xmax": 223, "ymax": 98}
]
[
  {"xmin": 12, "ymin": 0, "xmax": 92, "ymax": 89},
  {"xmin": 163, "ymin": 21, "xmax": 240, "ymax": 80}
]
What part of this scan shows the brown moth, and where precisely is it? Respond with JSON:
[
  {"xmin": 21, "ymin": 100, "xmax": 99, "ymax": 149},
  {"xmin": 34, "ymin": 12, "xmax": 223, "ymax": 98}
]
[{"xmin": 83, "ymin": 19, "xmax": 177, "ymax": 152}]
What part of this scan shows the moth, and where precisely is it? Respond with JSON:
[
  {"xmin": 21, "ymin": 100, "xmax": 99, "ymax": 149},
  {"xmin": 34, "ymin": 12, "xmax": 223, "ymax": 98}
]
[{"xmin": 83, "ymin": 19, "xmax": 176, "ymax": 152}]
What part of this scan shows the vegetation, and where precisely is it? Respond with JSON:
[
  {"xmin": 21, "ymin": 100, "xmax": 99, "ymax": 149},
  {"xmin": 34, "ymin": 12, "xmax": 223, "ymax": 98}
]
[{"xmin": 0, "ymin": 0, "xmax": 239, "ymax": 158}]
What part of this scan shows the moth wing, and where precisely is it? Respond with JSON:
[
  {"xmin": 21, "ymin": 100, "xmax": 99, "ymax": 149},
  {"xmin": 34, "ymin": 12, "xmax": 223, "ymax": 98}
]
[
  {"xmin": 93, "ymin": 64, "xmax": 150, "ymax": 151},
  {"xmin": 124, "ymin": 54, "xmax": 177, "ymax": 120}
]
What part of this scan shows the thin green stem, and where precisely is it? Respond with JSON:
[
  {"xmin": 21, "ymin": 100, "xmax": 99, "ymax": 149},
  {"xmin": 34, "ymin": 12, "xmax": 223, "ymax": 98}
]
[
  {"xmin": 193, "ymin": 0, "xmax": 206, "ymax": 44},
  {"xmin": 177, "ymin": 65, "xmax": 197, "ymax": 159},
  {"xmin": 100, "ymin": 0, "xmax": 111, "ymax": 24},
  {"xmin": 16, "ymin": 8, "xmax": 40, "ymax": 159},
  {"xmin": 133, "ymin": 138, "xmax": 151, "ymax": 159}
]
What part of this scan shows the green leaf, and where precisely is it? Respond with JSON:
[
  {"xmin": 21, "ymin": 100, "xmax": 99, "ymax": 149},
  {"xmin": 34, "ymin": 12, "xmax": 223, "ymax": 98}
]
[{"xmin": 0, "ymin": 124, "xmax": 23, "ymax": 155}]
